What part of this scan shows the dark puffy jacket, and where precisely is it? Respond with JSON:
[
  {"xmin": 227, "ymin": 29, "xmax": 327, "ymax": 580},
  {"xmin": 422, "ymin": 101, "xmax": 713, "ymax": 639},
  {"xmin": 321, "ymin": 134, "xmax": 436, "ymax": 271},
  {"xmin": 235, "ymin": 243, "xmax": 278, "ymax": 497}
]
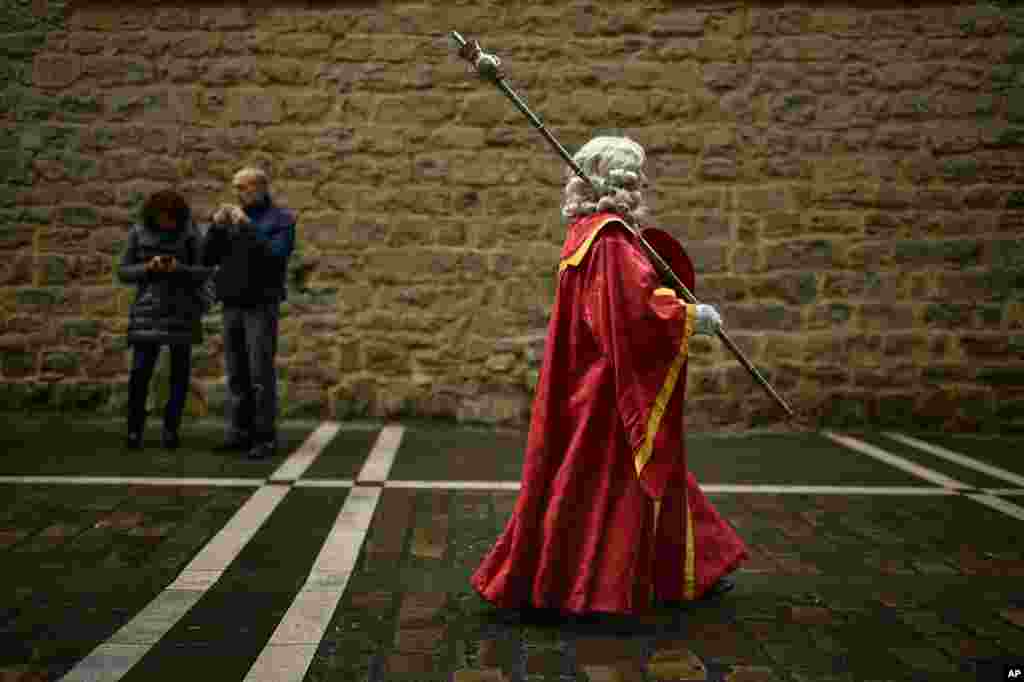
[
  {"xmin": 118, "ymin": 211, "xmax": 213, "ymax": 346},
  {"xmin": 201, "ymin": 198, "xmax": 296, "ymax": 306}
]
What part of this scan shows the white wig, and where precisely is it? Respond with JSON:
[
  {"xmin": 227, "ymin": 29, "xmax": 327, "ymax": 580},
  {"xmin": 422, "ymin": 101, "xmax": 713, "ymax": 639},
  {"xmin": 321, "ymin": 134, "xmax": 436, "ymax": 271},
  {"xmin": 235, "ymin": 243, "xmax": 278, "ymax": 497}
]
[
  {"xmin": 561, "ymin": 136, "xmax": 650, "ymax": 226},
  {"xmin": 233, "ymin": 166, "xmax": 269, "ymax": 187}
]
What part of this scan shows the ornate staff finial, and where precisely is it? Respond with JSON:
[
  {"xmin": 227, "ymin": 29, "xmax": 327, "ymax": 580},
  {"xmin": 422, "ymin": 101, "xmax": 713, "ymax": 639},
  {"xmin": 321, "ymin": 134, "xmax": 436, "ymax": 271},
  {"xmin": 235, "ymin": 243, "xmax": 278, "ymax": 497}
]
[{"xmin": 449, "ymin": 31, "xmax": 503, "ymax": 83}]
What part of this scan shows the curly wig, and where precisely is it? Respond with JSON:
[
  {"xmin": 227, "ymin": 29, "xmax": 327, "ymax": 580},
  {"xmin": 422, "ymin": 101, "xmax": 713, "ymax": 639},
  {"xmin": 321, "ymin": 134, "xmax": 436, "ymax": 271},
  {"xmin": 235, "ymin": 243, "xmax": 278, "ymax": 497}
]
[
  {"xmin": 561, "ymin": 136, "xmax": 650, "ymax": 227},
  {"xmin": 142, "ymin": 189, "xmax": 191, "ymax": 230}
]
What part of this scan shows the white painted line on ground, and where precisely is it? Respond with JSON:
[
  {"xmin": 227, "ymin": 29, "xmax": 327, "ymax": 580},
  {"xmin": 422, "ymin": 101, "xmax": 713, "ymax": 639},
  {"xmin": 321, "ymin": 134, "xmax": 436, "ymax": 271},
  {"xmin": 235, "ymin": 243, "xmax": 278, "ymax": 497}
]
[
  {"xmin": 2, "ymin": 475, "xmax": 1014, "ymax": 497},
  {"xmin": 822, "ymin": 431, "xmax": 971, "ymax": 490},
  {"xmin": 357, "ymin": 423, "xmax": 404, "ymax": 482},
  {"xmin": 269, "ymin": 422, "xmax": 341, "ymax": 482},
  {"xmin": 380, "ymin": 481, "xmax": 961, "ymax": 494},
  {"xmin": 825, "ymin": 432, "xmax": 1024, "ymax": 521},
  {"xmin": 171, "ymin": 486, "xmax": 290, "ymax": 580},
  {"xmin": 385, "ymin": 480, "xmax": 522, "ymax": 490},
  {"xmin": 0, "ymin": 476, "xmax": 264, "ymax": 487},
  {"xmin": 244, "ymin": 486, "xmax": 381, "ymax": 682},
  {"xmin": 701, "ymin": 485, "xmax": 956, "ymax": 495},
  {"xmin": 967, "ymin": 494, "xmax": 1024, "ymax": 522},
  {"xmin": 883, "ymin": 432, "xmax": 1024, "ymax": 487},
  {"xmin": 105, "ymin": 590, "xmax": 204, "ymax": 645},
  {"xmin": 60, "ymin": 485, "xmax": 290, "ymax": 682},
  {"xmin": 293, "ymin": 479, "xmax": 355, "ymax": 488},
  {"xmin": 58, "ymin": 643, "xmax": 168, "ymax": 682}
]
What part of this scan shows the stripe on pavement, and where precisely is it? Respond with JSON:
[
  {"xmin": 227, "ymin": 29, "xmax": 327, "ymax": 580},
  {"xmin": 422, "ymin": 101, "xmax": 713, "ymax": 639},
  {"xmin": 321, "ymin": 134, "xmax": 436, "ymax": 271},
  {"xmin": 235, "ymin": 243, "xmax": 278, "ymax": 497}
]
[
  {"xmin": 357, "ymin": 424, "xmax": 404, "ymax": 482},
  {"xmin": 883, "ymin": 432, "xmax": 1024, "ymax": 488},
  {"xmin": 701, "ymin": 484, "xmax": 957, "ymax": 495},
  {"xmin": 293, "ymin": 479, "xmax": 355, "ymax": 488},
  {"xmin": 385, "ymin": 480, "xmax": 521, "ymax": 490},
  {"xmin": 822, "ymin": 431, "xmax": 971, "ymax": 490},
  {"xmin": 244, "ymin": 487, "xmax": 381, "ymax": 682},
  {"xmin": 269, "ymin": 422, "xmax": 342, "ymax": 483},
  {"xmin": 824, "ymin": 431, "xmax": 1024, "ymax": 521},
  {"xmin": 60, "ymin": 485, "xmax": 290, "ymax": 682},
  {"xmin": 966, "ymin": 493, "xmax": 1024, "ymax": 521}
]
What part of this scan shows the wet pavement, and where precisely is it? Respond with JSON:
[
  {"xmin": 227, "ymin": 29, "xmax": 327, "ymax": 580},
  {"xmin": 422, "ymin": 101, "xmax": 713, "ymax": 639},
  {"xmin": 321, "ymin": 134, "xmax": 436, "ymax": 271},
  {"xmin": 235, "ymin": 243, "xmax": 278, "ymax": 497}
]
[{"xmin": 0, "ymin": 414, "xmax": 1022, "ymax": 681}]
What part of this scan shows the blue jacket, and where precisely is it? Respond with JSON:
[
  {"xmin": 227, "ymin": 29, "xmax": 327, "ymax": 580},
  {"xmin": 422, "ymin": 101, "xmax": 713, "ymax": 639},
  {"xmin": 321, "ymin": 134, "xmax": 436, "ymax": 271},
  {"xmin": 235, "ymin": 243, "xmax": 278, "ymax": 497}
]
[{"xmin": 202, "ymin": 197, "xmax": 296, "ymax": 305}]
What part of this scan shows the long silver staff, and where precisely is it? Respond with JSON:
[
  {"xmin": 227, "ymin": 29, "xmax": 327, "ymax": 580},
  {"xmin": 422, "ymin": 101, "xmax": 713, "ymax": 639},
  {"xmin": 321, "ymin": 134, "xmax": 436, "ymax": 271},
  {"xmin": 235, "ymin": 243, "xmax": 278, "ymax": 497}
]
[{"xmin": 450, "ymin": 31, "xmax": 797, "ymax": 420}]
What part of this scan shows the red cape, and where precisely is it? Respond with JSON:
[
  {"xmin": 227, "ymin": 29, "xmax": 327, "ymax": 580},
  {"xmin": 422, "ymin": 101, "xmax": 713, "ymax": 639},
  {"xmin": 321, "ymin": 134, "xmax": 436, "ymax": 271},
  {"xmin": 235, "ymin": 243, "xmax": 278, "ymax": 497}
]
[{"xmin": 471, "ymin": 213, "xmax": 748, "ymax": 614}]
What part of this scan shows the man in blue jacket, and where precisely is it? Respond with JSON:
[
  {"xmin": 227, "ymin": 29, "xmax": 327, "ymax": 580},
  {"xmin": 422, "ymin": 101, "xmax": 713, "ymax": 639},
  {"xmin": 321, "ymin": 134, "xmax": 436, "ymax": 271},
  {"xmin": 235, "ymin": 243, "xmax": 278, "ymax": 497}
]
[{"xmin": 203, "ymin": 167, "xmax": 296, "ymax": 459}]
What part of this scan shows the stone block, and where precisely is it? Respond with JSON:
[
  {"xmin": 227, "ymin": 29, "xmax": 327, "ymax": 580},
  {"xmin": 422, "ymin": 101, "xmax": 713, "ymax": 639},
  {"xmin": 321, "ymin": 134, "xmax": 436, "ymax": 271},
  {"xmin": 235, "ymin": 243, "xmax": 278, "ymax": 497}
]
[
  {"xmin": 42, "ymin": 351, "xmax": 80, "ymax": 373},
  {"xmin": 62, "ymin": 319, "xmax": 100, "ymax": 340},
  {"xmin": 53, "ymin": 382, "xmax": 112, "ymax": 410},
  {"xmin": 750, "ymin": 273, "xmax": 817, "ymax": 305},
  {"xmin": 229, "ymin": 90, "xmax": 282, "ymax": 124},
  {"xmin": 285, "ymin": 92, "xmax": 332, "ymax": 123},
  {"xmin": 453, "ymin": 670, "xmax": 509, "ymax": 682},
  {"xmin": 718, "ymin": 303, "xmax": 801, "ymax": 332},
  {"xmin": 1, "ymin": 350, "xmax": 36, "ymax": 377},
  {"xmin": 647, "ymin": 647, "xmax": 706, "ymax": 681},
  {"xmin": 764, "ymin": 240, "xmax": 838, "ymax": 271},
  {"xmin": 699, "ymin": 157, "xmax": 737, "ymax": 181},
  {"xmin": 858, "ymin": 303, "xmax": 917, "ymax": 331},
  {"xmin": 33, "ymin": 53, "xmax": 81, "ymax": 89},
  {"xmin": 976, "ymin": 366, "xmax": 1024, "ymax": 386},
  {"xmin": 15, "ymin": 288, "xmax": 64, "ymax": 308}
]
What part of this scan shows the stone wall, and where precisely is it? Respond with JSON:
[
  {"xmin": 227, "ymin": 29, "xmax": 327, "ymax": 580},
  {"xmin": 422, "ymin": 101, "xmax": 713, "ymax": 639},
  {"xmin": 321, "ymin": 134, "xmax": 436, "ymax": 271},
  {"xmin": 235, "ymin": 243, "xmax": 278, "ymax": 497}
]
[{"xmin": 1, "ymin": 0, "xmax": 1023, "ymax": 432}]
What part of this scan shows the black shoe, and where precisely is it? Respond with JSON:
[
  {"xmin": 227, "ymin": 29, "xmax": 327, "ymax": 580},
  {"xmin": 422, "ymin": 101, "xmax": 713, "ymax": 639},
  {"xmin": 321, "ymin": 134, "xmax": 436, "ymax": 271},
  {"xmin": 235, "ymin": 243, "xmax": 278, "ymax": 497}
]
[
  {"xmin": 125, "ymin": 406, "xmax": 147, "ymax": 451},
  {"xmin": 247, "ymin": 439, "xmax": 276, "ymax": 460},
  {"xmin": 161, "ymin": 428, "xmax": 180, "ymax": 450},
  {"xmin": 214, "ymin": 435, "xmax": 251, "ymax": 452},
  {"xmin": 703, "ymin": 577, "xmax": 736, "ymax": 599}
]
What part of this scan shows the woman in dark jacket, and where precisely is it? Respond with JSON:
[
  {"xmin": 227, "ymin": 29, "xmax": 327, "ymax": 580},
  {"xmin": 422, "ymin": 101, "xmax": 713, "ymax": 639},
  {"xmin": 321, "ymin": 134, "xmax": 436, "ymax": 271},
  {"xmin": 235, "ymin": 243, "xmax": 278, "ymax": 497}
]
[{"xmin": 117, "ymin": 189, "xmax": 214, "ymax": 450}]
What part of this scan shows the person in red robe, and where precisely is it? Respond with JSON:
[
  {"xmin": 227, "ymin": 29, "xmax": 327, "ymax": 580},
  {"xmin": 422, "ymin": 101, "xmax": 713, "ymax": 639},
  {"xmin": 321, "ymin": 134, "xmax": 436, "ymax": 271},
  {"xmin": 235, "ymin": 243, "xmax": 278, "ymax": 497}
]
[{"xmin": 471, "ymin": 136, "xmax": 749, "ymax": 616}]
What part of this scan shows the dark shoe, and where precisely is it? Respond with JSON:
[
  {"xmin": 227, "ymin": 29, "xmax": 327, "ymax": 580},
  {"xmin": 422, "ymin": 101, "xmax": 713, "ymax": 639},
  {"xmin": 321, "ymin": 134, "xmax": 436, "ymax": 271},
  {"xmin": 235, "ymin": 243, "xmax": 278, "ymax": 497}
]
[
  {"xmin": 125, "ymin": 406, "xmax": 148, "ymax": 451},
  {"xmin": 247, "ymin": 439, "xmax": 276, "ymax": 460},
  {"xmin": 161, "ymin": 428, "xmax": 180, "ymax": 450},
  {"xmin": 703, "ymin": 577, "xmax": 736, "ymax": 599},
  {"xmin": 214, "ymin": 435, "xmax": 251, "ymax": 452}
]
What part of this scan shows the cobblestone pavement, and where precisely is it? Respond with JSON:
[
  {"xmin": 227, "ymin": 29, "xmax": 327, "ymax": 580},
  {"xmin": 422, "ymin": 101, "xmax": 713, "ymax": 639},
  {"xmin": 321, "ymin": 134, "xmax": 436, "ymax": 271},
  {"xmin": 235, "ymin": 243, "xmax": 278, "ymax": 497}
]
[{"xmin": 1, "ymin": 415, "xmax": 1023, "ymax": 682}]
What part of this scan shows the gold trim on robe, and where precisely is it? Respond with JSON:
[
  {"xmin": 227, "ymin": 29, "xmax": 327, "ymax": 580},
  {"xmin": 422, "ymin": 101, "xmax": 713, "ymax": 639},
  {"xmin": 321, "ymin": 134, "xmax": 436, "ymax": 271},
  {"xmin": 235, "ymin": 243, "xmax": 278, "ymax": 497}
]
[
  {"xmin": 684, "ymin": 494, "xmax": 696, "ymax": 600},
  {"xmin": 558, "ymin": 216, "xmax": 625, "ymax": 274},
  {"xmin": 632, "ymin": 302, "xmax": 697, "ymax": 480},
  {"xmin": 649, "ymin": 497, "xmax": 662, "ymax": 605}
]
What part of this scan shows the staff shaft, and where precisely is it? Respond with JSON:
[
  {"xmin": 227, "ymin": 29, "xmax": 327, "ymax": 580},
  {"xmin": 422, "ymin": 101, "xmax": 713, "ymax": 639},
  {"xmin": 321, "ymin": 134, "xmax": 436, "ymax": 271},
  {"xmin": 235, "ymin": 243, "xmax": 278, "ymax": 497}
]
[{"xmin": 451, "ymin": 31, "xmax": 796, "ymax": 419}]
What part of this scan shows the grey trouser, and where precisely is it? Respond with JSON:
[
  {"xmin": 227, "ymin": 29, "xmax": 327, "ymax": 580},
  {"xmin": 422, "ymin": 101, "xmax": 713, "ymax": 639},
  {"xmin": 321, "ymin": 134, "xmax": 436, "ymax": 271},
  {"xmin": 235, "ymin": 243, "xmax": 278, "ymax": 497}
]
[{"xmin": 222, "ymin": 301, "xmax": 280, "ymax": 443}]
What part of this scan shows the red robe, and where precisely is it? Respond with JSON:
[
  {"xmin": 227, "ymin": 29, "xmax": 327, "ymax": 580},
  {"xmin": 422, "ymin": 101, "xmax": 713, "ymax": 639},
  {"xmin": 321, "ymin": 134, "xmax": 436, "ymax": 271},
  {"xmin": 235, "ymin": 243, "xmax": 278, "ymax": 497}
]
[{"xmin": 471, "ymin": 212, "xmax": 749, "ymax": 615}]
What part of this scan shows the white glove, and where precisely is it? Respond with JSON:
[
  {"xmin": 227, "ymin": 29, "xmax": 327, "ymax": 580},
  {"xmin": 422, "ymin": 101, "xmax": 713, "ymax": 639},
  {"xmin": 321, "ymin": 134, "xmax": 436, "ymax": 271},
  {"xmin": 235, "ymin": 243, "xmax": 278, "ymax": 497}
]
[{"xmin": 694, "ymin": 304, "xmax": 722, "ymax": 336}]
